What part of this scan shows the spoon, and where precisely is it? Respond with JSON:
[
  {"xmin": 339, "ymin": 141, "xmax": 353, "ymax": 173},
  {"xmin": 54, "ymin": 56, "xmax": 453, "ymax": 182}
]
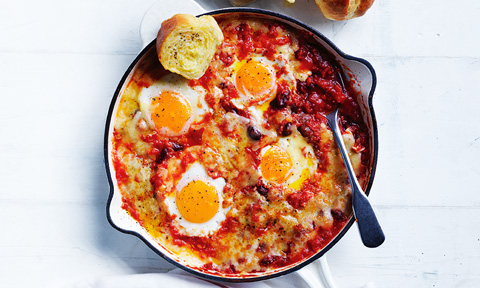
[{"xmin": 326, "ymin": 108, "xmax": 385, "ymax": 248}]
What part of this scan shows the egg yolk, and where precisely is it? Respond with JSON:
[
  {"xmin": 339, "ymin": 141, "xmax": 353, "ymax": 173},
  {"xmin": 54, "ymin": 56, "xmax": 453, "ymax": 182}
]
[
  {"xmin": 260, "ymin": 146, "xmax": 293, "ymax": 184},
  {"xmin": 236, "ymin": 60, "xmax": 276, "ymax": 104},
  {"xmin": 151, "ymin": 91, "xmax": 192, "ymax": 134},
  {"xmin": 176, "ymin": 180, "xmax": 219, "ymax": 223}
]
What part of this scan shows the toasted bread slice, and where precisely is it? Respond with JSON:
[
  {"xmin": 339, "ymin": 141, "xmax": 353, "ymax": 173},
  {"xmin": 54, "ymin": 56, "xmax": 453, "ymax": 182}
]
[{"xmin": 156, "ymin": 14, "xmax": 224, "ymax": 80}]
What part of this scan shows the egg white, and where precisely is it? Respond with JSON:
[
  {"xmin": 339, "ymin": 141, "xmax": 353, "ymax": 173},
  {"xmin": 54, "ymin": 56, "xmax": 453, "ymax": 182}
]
[
  {"xmin": 164, "ymin": 162, "xmax": 229, "ymax": 237},
  {"xmin": 138, "ymin": 73, "xmax": 209, "ymax": 136}
]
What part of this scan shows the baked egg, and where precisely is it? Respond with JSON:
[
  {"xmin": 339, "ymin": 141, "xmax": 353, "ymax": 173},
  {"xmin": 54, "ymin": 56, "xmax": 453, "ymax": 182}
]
[
  {"xmin": 259, "ymin": 131, "xmax": 317, "ymax": 190},
  {"xmin": 231, "ymin": 55, "xmax": 295, "ymax": 108},
  {"xmin": 138, "ymin": 73, "xmax": 209, "ymax": 136},
  {"xmin": 164, "ymin": 161, "xmax": 229, "ymax": 236}
]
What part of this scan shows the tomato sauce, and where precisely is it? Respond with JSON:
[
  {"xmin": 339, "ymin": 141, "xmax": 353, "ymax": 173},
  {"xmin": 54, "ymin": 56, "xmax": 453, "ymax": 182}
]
[
  {"xmin": 190, "ymin": 67, "xmax": 215, "ymax": 91},
  {"xmin": 286, "ymin": 190, "xmax": 314, "ymax": 210},
  {"xmin": 219, "ymin": 50, "xmax": 235, "ymax": 66},
  {"xmin": 112, "ymin": 131, "xmax": 131, "ymax": 186},
  {"xmin": 290, "ymin": 34, "xmax": 369, "ymax": 170},
  {"xmin": 168, "ymin": 224, "xmax": 218, "ymax": 258},
  {"xmin": 232, "ymin": 23, "xmax": 291, "ymax": 60},
  {"xmin": 121, "ymin": 197, "xmax": 143, "ymax": 225},
  {"xmin": 112, "ymin": 152, "xmax": 129, "ymax": 186}
]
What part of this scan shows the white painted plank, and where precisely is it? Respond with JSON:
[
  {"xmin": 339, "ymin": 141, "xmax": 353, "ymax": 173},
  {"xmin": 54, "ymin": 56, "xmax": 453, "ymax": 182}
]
[
  {"xmin": 1, "ymin": 203, "xmax": 478, "ymax": 287},
  {"xmin": 326, "ymin": 206, "xmax": 480, "ymax": 288},
  {"xmin": 0, "ymin": 53, "xmax": 134, "ymax": 205},
  {"xmin": 2, "ymin": 0, "xmax": 480, "ymax": 58},
  {"xmin": 0, "ymin": 0, "xmax": 157, "ymax": 54},
  {"xmin": 0, "ymin": 203, "xmax": 175, "ymax": 287},
  {"xmin": 370, "ymin": 56, "xmax": 480, "ymax": 207}
]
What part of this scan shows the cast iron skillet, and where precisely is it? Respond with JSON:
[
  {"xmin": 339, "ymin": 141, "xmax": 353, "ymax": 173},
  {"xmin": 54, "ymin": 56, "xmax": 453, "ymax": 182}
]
[{"xmin": 104, "ymin": 7, "xmax": 378, "ymax": 283}]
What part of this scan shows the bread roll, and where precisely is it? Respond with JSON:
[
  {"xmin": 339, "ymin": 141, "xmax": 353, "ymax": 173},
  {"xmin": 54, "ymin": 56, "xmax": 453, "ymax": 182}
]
[
  {"xmin": 314, "ymin": 0, "xmax": 375, "ymax": 21},
  {"xmin": 156, "ymin": 14, "xmax": 224, "ymax": 80}
]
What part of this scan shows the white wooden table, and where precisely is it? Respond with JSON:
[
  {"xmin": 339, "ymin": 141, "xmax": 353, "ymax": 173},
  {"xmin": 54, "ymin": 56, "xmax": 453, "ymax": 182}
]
[{"xmin": 1, "ymin": 0, "xmax": 479, "ymax": 287}]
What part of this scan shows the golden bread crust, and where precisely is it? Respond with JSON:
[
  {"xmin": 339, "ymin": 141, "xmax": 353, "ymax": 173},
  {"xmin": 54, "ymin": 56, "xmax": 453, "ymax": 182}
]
[
  {"xmin": 156, "ymin": 14, "xmax": 224, "ymax": 79},
  {"xmin": 314, "ymin": 0, "xmax": 374, "ymax": 20},
  {"xmin": 355, "ymin": 0, "xmax": 375, "ymax": 18}
]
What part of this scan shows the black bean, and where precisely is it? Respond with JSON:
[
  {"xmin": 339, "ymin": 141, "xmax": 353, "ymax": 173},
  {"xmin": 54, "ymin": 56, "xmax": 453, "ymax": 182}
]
[
  {"xmin": 257, "ymin": 185, "xmax": 269, "ymax": 198},
  {"xmin": 277, "ymin": 90, "xmax": 289, "ymax": 107},
  {"xmin": 259, "ymin": 255, "xmax": 274, "ymax": 267},
  {"xmin": 247, "ymin": 125, "xmax": 262, "ymax": 141},
  {"xmin": 171, "ymin": 142, "xmax": 183, "ymax": 151},
  {"xmin": 280, "ymin": 122, "xmax": 293, "ymax": 137},
  {"xmin": 156, "ymin": 147, "xmax": 169, "ymax": 163},
  {"xmin": 298, "ymin": 125, "xmax": 312, "ymax": 138},
  {"xmin": 219, "ymin": 98, "xmax": 248, "ymax": 117},
  {"xmin": 256, "ymin": 242, "xmax": 268, "ymax": 253},
  {"xmin": 331, "ymin": 209, "xmax": 347, "ymax": 222},
  {"xmin": 270, "ymin": 88, "xmax": 290, "ymax": 109}
]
